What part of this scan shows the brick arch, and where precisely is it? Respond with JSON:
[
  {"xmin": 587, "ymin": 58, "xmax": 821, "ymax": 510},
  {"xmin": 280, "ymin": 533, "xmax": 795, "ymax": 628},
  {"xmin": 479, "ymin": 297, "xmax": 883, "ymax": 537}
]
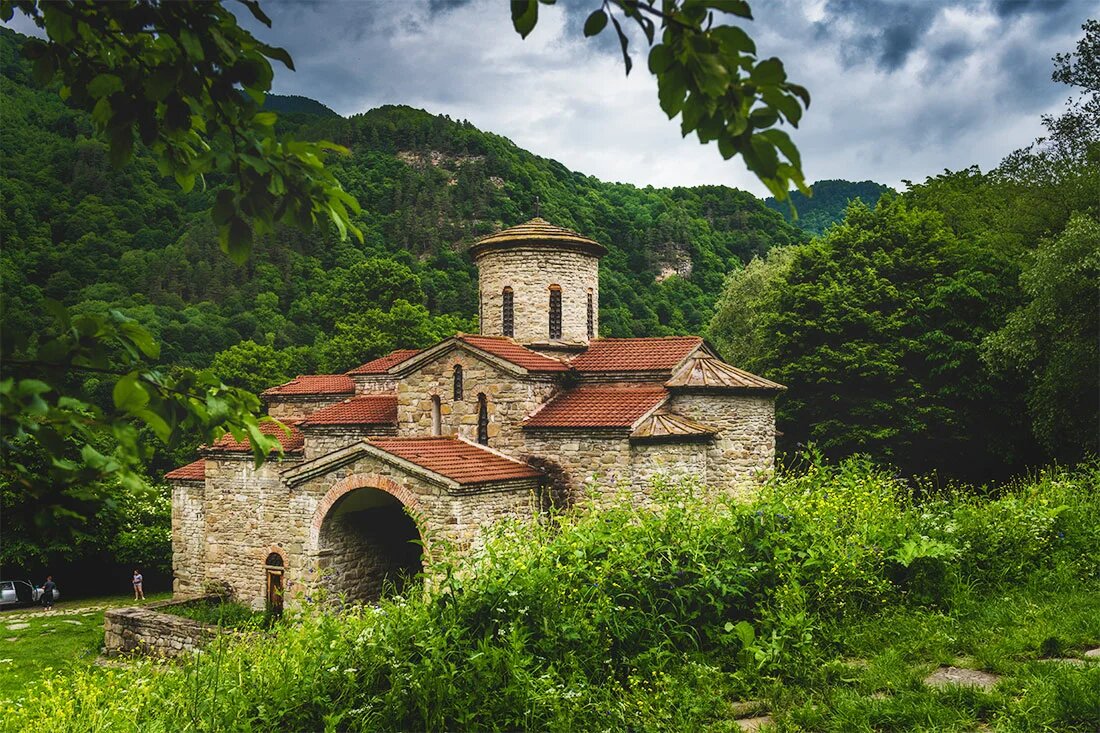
[
  {"xmin": 261, "ymin": 545, "xmax": 287, "ymax": 567},
  {"xmin": 308, "ymin": 473, "xmax": 425, "ymax": 554}
]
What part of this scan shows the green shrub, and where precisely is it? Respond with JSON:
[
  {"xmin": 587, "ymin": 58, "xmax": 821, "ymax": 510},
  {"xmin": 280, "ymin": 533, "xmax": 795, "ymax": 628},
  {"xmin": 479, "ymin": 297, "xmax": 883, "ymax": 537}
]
[{"xmin": 7, "ymin": 458, "xmax": 1099, "ymax": 731}]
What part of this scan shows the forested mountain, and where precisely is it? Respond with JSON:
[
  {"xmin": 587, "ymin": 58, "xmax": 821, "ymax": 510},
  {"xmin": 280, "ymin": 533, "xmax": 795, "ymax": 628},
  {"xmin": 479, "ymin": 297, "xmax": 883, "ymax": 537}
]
[
  {"xmin": 1, "ymin": 25, "xmax": 803, "ymax": 398},
  {"xmin": 766, "ymin": 179, "xmax": 892, "ymax": 234}
]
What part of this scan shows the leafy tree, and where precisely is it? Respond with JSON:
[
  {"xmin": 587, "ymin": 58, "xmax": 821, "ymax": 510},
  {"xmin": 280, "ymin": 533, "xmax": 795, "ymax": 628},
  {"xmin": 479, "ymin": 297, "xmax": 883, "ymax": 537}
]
[
  {"xmin": 765, "ymin": 179, "xmax": 892, "ymax": 235},
  {"xmin": 984, "ymin": 214, "xmax": 1100, "ymax": 462}
]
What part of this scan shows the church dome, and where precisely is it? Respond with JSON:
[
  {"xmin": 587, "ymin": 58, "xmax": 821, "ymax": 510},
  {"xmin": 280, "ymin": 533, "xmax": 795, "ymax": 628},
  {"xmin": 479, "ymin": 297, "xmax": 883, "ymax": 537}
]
[{"xmin": 468, "ymin": 217, "xmax": 607, "ymax": 259}]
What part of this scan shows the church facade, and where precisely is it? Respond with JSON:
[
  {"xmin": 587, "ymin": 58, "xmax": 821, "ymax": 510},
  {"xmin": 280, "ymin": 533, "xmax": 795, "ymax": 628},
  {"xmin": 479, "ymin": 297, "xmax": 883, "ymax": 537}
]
[{"xmin": 166, "ymin": 218, "xmax": 784, "ymax": 610}]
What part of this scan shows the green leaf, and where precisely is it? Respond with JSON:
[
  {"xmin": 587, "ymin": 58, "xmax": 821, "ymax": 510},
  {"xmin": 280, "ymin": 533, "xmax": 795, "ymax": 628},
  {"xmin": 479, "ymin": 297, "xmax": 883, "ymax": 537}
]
[
  {"xmin": 751, "ymin": 57, "xmax": 785, "ymax": 86},
  {"xmin": 609, "ymin": 14, "xmax": 632, "ymax": 75},
  {"xmin": 113, "ymin": 374, "xmax": 150, "ymax": 413},
  {"xmin": 511, "ymin": 0, "xmax": 539, "ymax": 39},
  {"xmin": 87, "ymin": 73, "xmax": 123, "ymax": 98},
  {"xmin": 648, "ymin": 44, "xmax": 673, "ymax": 74},
  {"xmin": 253, "ymin": 111, "xmax": 277, "ymax": 128},
  {"xmin": 712, "ymin": 25, "xmax": 756, "ymax": 55},
  {"xmin": 583, "ymin": 9, "xmax": 607, "ymax": 37},
  {"xmin": 705, "ymin": 0, "xmax": 753, "ymax": 18}
]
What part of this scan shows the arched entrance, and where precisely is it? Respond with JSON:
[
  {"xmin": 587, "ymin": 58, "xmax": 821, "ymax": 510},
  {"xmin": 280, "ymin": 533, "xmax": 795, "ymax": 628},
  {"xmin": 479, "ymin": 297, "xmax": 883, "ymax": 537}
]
[{"xmin": 314, "ymin": 484, "xmax": 423, "ymax": 604}]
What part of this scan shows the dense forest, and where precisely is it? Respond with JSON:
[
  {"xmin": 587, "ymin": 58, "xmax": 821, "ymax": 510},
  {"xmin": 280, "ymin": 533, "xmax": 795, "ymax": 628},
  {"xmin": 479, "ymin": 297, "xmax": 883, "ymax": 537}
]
[{"xmin": 765, "ymin": 179, "xmax": 892, "ymax": 234}]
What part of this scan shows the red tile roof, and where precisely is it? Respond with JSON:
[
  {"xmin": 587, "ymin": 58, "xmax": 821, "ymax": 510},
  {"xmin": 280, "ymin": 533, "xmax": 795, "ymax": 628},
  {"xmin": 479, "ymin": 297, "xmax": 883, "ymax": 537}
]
[
  {"xmin": 208, "ymin": 420, "xmax": 305, "ymax": 454},
  {"xmin": 300, "ymin": 395, "xmax": 398, "ymax": 426},
  {"xmin": 367, "ymin": 437, "xmax": 541, "ymax": 485},
  {"xmin": 569, "ymin": 337, "xmax": 702, "ymax": 373},
  {"xmin": 458, "ymin": 335, "xmax": 570, "ymax": 372},
  {"xmin": 524, "ymin": 385, "xmax": 669, "ymax": 428},
  {"xmin": 261, "ymin": 374, "xmax": 354, "ymax": 397},
  {"xmin": 346, "ymin": 349, "xmax": 421, "ymax": 375},
  {"xmin": 165, "ymin": 458, "xmax": 205, "ymax": 481}
]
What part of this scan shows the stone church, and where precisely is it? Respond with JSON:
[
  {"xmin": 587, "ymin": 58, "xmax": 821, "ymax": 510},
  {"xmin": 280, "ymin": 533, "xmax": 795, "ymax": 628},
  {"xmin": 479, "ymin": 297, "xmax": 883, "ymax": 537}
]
[{"xmin": 166, "ymin": 218, "xmax": 784, "ymax": 610}]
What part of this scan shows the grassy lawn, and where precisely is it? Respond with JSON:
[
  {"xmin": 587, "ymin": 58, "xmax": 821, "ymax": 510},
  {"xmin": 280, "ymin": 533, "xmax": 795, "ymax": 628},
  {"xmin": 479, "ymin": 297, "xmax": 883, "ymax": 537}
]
[
  {"xmin": 0, "ymin": 592, "xmax": 171, "ymax": 703},
  {"xmin": 770, "ymin": 577, "xmax": 1100, "ymax": 731}
]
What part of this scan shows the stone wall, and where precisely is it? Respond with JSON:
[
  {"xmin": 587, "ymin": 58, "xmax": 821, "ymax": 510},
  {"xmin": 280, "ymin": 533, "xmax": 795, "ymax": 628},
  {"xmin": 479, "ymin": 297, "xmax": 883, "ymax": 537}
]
[
  {"xmin": 266, "ymin": 396, "xmax": 348, "ymax": 421},
  {"xmin": 522, "ymin": 429, "xmax": 633, "ymax": 504},
  {"xmin": 199, "ymin": 454, "xmax": 303, "ymax": 607},
  {"xmin": 630, "ymin": 440, "xmax": 710, "ymax": 495},
  {"xmin": 396, "ymin": 349, "xmax": 558, "ymax": 454},
  {"xmin": 352, "ymin": 375, "xmax": 399, "ymax": 395},
  {"xmin": 103, "ymin": 597, "xmax": 220, "ymax": 658},
  {"xmin": 668, "ymin": 392, "xmax": 776, "ymax": 494},
  {"xmin": 476, "ymin": 247, "xmax": 599, "ymax": 345},
  {"xmin": 302, "ymin": 425, "xmax": 397, "ymax": 460},
  {"xmin": 171, "ymin": 478, "xmax": 207, "ymax": 594}
]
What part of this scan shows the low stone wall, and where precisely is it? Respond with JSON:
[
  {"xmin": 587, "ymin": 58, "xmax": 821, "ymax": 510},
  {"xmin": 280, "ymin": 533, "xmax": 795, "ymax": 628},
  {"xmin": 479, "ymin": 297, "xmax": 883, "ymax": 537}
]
[{"xmin": 103, "ymin": 596, "xmax": 221, "ymax": 658}]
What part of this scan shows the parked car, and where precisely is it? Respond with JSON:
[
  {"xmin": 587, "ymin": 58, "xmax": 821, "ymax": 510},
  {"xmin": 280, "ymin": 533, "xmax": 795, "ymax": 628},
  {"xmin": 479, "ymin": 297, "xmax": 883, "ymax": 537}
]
[{"xmin": 0, "ymin": 579, "xmax": 61, "ymax": 607}]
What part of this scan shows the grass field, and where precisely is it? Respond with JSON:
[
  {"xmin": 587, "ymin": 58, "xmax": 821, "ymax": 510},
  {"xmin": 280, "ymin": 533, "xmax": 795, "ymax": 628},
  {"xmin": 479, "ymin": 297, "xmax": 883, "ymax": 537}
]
[{"xmin": 0, "ymin": 592, "xmax": 170, "ymax": 702}]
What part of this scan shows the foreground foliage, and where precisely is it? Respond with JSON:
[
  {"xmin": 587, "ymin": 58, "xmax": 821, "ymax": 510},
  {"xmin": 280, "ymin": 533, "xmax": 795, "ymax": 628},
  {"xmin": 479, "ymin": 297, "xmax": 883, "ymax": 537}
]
[{"xmin": 7, "ymin": 459, "xmax": 1099, "ymax": 731}]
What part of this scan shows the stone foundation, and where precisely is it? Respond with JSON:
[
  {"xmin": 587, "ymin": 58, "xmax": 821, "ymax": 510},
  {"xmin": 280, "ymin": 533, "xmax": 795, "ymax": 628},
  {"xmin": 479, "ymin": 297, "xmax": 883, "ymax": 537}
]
[{"xmin": 103, "ymin": 597, "xmax": 221, "ymax": 658}]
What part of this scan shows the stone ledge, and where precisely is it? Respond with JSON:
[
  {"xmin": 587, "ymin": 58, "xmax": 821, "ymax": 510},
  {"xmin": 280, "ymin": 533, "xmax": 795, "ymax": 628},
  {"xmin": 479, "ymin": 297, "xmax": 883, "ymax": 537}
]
[{"xmin": 103, "ymin": 595, "xmax": 224, "ymax": 659}]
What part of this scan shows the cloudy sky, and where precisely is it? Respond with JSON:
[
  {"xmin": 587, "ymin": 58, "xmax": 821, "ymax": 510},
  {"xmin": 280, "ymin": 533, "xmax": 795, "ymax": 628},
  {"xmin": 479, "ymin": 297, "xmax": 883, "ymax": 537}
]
[{"xmin": 6, "ymin": 0, "xmax": 1094, "ymax": 197}]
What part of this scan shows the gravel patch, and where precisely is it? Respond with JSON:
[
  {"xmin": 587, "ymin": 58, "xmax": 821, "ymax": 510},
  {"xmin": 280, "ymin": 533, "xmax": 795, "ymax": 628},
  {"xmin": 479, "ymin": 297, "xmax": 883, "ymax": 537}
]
[{"xmin": 924, "ymin": 666, "xmax": 1000, "ymax": 691}]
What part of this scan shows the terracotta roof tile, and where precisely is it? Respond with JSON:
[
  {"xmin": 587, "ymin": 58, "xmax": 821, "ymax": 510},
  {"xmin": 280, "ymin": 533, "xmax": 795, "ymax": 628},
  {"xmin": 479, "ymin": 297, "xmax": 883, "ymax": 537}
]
[
  {"xmin": 261, "ymin": 375, "xmax": 354, "ymax": 397},
  {"xmin": 524, "ymin": 385, "xmax": 668, "ymax": 428},
  {"xmin": 165, "ymin": 458, "xmax": 205, "ymax": 481},
  {"xmin": 346, "ymin": 349, "xmax": 421, "ymax": 375},
  {"xmin": 665, "ymin": 354, "xmax": 785, "ymax": 392},
  {"xmin": 367, "ymin": 437, "xmax": 541, "ymax": 485},
  {"xmin": 458, "ymin": 335, "xmax": 570, "ymax": 372},
  {"xmin": 300, "ymin": 395, "xmax": 397, "ymax": 426},
  {"xmin": 569, "ymin": 337, "xmax": 703, "ymax": 373},
  {"xmin": 208, "ymin": 420, "xmax": 305, "ymax": 454},
  {"xmin": 469, "ymin": 217, "xmax": 607, "ymax": 258}
]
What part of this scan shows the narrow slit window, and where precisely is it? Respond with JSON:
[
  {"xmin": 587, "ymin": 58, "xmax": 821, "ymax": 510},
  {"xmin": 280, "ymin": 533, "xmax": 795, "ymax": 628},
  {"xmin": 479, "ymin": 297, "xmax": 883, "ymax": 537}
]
[
  {"xmin": 477, "ymin": 393, "xmax": 489, "ymax": 445},
  {"xmin": 548, "ymin": 284, "xmax": 562, "ymax": 340},
  {"xmin": 502, "ymin": 287, "xmax": 514, "ymax": 337},
  {"xmin": 453, "ymin": 364, "xmax": 463, "ymax": 401},
  {"xmin": 431, "ymin": 395, "xmax": 442, "ymax": 436},
  {"xmin": 586, "ymin": 289, "xmax": 594, "ymax": 339}
]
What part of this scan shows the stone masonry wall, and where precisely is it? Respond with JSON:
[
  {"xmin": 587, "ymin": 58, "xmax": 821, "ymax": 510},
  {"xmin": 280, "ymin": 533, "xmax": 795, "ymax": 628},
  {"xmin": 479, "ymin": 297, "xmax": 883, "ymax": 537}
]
[
  {"xmin": 477, "ymin": 247, "xmax": 599, "ymax": 345},
  {"xmin": 630, "ymin": 440, "xmax": 710, "ymax": 496},
  {"xmin": 104, "ymin": 597, "xmax": 220, "ymax": 658},
  {"xmin": 200, "ymin": 454, "xmax": 303, "ymax": 608},
  {"xmin": 303, "ymin": 425, "xmax": 398, "ymax": 460},
  {"xmin": 266, "ymin": 396, "xmax": 348, "ymax": 421},
  {"xmin": 170, "ymin": 478, "xmax": 206, "ymax": 594},
  {"xmin": 396, "ymin": 350, "xmax": 558, "ymax": 454},
  {"xmin": 668, "ymin": 393, "xmax": 776, "ymax": 495},
  {"xmin": 352, "ymin": 376, "xmax": 399, "ymax": 395},
  {"xmin": 522, "ymin": 430, "xmax": 633, "ymax": 505}
]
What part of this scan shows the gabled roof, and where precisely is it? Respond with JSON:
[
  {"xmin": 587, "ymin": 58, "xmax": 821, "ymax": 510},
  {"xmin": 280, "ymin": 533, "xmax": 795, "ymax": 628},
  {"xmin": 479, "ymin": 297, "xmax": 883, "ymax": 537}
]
[
  {"xmin": 165, "ymin": 458, "xmax": 205, "ymax": 481},
  {"xmin": 569, "ymin": 337, "xmax": 703, "ymax": 373},
  {"xmin": 468, "ymin": 217, "xmax": 607, "ymax": 258},
  {"xmin": 524, "ymin": 385, "xmax": 669, "ymax": 429},
  {"xmin": 665, "ymin": 354, "xmax": 785, "ymax": 392},
  {"xmin": 346, "ymin": 349, "xmax": 421, "ymax": 376},
  {"xmin": 631, "ymin": 412, "xmax": 718, "ymax": 443},
  {"xmin": 261, "ymin": 374, "xmax": 355, "ymax": 397},
  {"xmin": 456, "ymin": 335, "xmax": 570, "ymax": 372},
  {"xmin": 367, "ymin": 437, "xmax": 542, "ymax": 486},
  {"xmin": 300, "ymin": 395, "xmax": 398, "ymax": 427},
  {"xmin": 207, "ymin": 420, "xmax": 305, "ymax": 454}
]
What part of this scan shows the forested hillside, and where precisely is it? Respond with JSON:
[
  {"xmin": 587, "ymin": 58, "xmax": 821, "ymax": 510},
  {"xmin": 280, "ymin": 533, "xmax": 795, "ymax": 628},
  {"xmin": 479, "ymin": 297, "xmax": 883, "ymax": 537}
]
[
  {"xmin": 765, "ymin": 179, "xmax": 892, "ymax": 234},
  {"xmin": 0, "ymin": 25, "xmax": 802, "ymax": 393}
]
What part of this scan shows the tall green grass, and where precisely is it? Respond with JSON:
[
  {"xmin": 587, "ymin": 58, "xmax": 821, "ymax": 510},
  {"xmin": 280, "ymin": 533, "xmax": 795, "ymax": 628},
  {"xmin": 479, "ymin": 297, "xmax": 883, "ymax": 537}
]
[{"xmin": 6, "ymin": 458, "xmax": 1099, "ymax": 732}]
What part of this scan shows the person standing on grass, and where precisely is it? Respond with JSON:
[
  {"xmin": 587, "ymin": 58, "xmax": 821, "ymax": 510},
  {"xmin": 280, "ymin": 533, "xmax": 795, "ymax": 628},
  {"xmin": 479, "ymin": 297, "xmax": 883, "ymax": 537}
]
[
  {"xmin": 132, "ymin": 569, "xmax": 145, "ymax": 601},
  {"xmin": 41, "ymin": 575, "xmax": 55, "ymax": 611}
]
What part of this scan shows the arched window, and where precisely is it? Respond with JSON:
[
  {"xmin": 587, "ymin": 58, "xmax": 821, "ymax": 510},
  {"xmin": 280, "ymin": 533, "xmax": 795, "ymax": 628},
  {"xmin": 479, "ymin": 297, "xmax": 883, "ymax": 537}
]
[
  {"xmin": 477, "ymin": 393, "xmax": 489, "ymax": 445},
  {"xmin": 548, "ymin": 284, "xmax": 562, "ymax": 340},
  {"xmin": 431, "ymin": 395, "xmax": 442, "ymax": 436},
  {"xmin": 586, "ymin": 289, "xmax": 594, "ymax": 339},
  {"xmin": 453, "ymin": 364, "xmax": 463, "ymax": 400},
  {"xmin": 502, "ymin": 287, "xmax": 514, "ymax": 337}
]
